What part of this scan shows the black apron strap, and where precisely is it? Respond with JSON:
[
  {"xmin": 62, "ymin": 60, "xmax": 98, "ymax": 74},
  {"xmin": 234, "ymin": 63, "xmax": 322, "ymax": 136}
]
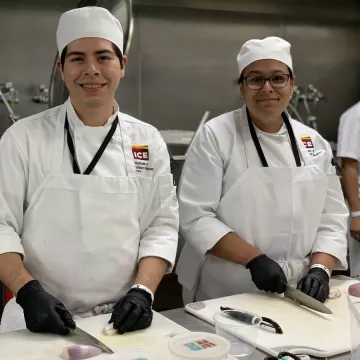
[
  {"xmin": 64, "ymin": 113, "xmax": 119, "ymax": 175},
  {"xmin": 246, "ymin": 108, "xmax": 301, "ymax": 168},
  {"xmin": 247, "ymin": 109, "xmax": 268, "ymax": 167},
  {"xmin": 64, "ymin": 116, "xmax": 82, "ymax": 174},
  {"xmin": 282, "ymin": 112, "xmax": 302, "ymax": 167}
]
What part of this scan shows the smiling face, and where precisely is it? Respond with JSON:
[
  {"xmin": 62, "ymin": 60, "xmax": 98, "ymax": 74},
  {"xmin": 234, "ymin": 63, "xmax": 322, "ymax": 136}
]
[
  {"xmin": 240, "ymin": 59, "xmax": 295, "ymax": 123},
  {"xmin": 56, "ymin": 37, "xmax": 126, "ymax": 109}
]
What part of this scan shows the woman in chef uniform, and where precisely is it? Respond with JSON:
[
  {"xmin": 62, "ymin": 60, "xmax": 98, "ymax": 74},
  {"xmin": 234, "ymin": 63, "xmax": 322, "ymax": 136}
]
[{"xmin": 176, "ymin": 36, "xmax": 348, "ymax": 304}]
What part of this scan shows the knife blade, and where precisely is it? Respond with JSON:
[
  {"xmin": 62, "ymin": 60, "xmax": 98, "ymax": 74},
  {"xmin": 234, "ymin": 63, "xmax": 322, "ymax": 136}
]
[
  {"xmin": 72, "ymin": 327, "xmax": 114, "ymax": 354},
  {"xmin": 284, "ymin": 283, "xmax": 333, "ymax": 314}
]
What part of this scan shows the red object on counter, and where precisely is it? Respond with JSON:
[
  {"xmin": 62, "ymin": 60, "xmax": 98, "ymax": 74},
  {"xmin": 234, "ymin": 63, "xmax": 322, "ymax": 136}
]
[{"xmin": 5, "ymin": 288, "xmax": 13, "ymax": 303}]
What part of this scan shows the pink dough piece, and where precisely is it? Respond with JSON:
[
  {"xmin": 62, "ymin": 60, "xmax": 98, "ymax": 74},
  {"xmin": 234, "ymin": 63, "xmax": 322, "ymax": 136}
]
[
  {"xmin": 349, "ymin": 283, "xmax": 360, "ymax": 298},
  {"xmin": 61, "ymin": 345, "xmax": 102, "ymax": 360}
]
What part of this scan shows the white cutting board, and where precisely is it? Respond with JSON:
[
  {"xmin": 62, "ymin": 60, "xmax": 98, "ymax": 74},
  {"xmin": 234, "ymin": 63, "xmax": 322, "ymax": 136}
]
[
  {"xmin": 0, "ymin": 311, "xmax": 238, "ymax": 360},
  {"xmin": 0, "ymin": 311, "xmax": 190, "ymax": 360},
  {"xmin": 185, "ymin": 276, "xmax": 360, "ymax": 358}
]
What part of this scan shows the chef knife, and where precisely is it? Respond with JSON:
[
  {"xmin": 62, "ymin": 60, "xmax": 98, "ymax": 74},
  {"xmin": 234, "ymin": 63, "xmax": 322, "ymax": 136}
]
[
  {"xmin": 283, "ymin": 283, "xmax": 333, "ymax": 314},
  {"xmin": 72, "ymin": 326, "xmax": 114, "ymax": 354}
]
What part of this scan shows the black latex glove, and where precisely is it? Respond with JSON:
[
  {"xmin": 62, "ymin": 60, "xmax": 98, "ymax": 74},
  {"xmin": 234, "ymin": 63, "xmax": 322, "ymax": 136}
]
[
  {"xmin": 297, "ymin": 267, "xmax": 329, "ymax": 303},
  {"xmin": 16, "ymin": 280, "xmax": 75, "ymax": 335},
  {"xmin": 246, "ymin": 254, "xmax": 287, "ymax": 293},
  {"xmin": 108, "ymin": 288, "xmax": 153, "ymax": 335}
]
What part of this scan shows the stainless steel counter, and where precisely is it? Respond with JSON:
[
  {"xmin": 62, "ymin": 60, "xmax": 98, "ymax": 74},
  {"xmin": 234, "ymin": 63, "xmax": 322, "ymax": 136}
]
[{"xmin": 161, "ymin": 308, "xmax": 351, "ymax": 360}]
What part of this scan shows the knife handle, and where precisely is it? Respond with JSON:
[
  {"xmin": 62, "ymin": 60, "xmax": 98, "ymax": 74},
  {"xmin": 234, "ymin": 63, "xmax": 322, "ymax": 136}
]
[
  {"xmin": 220, "ymin": 306, "xmax": 258, "ymax": 325},
  {"xmin": 220, "ymin": 306, "xmax": 283, "ymax": 334},
  {"xmin": 261, "ymin": 317, "xmax": 283, "ymax": 334}
]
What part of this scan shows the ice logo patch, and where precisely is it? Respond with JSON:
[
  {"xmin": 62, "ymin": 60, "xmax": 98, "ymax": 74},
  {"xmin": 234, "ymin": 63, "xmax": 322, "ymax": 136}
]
[
  {"xmin": 132, "ymin": 144, "xmax": 149, "ymax": 160},
  {"xmin": 301, "ymin": 136, "xmax": 315, "ymax": 156}
]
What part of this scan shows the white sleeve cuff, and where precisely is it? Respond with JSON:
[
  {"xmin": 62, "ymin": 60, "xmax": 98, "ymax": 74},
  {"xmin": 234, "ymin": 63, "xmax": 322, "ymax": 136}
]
[
  {"xmin": 312, "ymin": 235, "xmax": 348, "ymax": 271},
  {"xmin": 0, "ymin": 231, "xmax": 24, "ymax": 257},
  {"xmin": 176, "ymin": 217, "xmax": 232, "ymax": 291},
  {"xmin": 138, "ymin": 238, "xmax": 178, "ymax": 273},
  {"xmin": 337, "ymin": 152, "xmax": 359, "ymax": 161},
  {"xmin": 186, "ymin": 217, "xmax": 233, "ymax": 255}
]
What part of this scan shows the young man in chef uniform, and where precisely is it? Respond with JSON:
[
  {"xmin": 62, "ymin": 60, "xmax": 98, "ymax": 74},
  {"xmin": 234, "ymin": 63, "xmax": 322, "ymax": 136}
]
[{"xmin": 0, "ymin": 7, "xmax": 179, "ymax": 335}]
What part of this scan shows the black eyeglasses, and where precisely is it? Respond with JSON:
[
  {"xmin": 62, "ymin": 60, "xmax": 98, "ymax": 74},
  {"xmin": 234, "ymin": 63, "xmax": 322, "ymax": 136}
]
[{"xmin": 243, "ymin": 74, "xmax": 291, "ymax": 90}]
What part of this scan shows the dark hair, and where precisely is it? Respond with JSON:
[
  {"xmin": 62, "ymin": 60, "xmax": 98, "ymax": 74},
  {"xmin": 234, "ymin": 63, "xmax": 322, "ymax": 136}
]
[
  {"xmin": 236, "ymin": 66, "xmax": 294, "ymax": 85},
  {"xmin": 60, "ymin": 42, "xmax": 124, "ymax": 69}
]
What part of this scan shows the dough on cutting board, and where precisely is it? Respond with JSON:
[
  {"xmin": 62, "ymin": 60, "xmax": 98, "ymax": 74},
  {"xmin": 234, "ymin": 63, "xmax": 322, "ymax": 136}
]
[
  {"xmin": 349, "ymin": 283, "xmax": 360, "ymax": 297},
  {"xmin": 103, "ymin": 324, "xmax": 117, "ymax": 336},
  {"xmin": 61, "ymin": 345, "xmax": 102, "ymax": 360}
]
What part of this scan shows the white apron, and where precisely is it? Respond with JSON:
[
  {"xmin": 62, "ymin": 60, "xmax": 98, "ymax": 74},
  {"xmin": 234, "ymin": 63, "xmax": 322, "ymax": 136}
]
[
  {"xmin": 179, "ymin": 110, "xmax": 329, "ymax": 304},
  {"xmin": 0, "ymin": 106, "xmax": 146, "ymax": 333}
]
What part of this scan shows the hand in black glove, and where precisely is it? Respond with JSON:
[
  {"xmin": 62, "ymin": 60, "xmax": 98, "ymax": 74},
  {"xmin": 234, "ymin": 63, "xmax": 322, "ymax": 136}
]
[
  {"xmin": 297, "ymin": 267, "xmax": 329, "ymax": 303},
  {"xmin": 246, "ymin": 254, "xmax": 287, "ymax": 293},
  {"xmin": 108, "ymin": 288, "xmax": 153, "ymax": 335},
  {"xmin": 16, "ymin": 280, "xmax": 75, "ymax": 335}
]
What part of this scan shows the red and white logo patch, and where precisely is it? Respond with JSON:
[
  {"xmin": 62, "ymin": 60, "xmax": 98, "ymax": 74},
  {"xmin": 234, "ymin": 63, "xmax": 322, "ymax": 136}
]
[
  {"xmin": 132, "ymin": 145, "xmax": 149, "ymax": 161},
  {"xmin": 301, "ymin": 136, "xmax": 314, "ymax": 149}
]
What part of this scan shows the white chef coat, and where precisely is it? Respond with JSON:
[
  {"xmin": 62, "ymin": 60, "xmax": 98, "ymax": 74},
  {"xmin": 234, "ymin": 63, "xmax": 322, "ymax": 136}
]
[
  {"xmin": 176, "ymin": 106, "xmax": 348, "ymax": 303},
  {"xmin": 337, "ymin": 101, "xmax": 360, "ymax": 279},
  {"xmin": 0, "ymin": 98, "xmax": 179, "ymax": 298},
  {"xmin": 337, "ymin": 101, "xmax": 360, "ymax": 187}
]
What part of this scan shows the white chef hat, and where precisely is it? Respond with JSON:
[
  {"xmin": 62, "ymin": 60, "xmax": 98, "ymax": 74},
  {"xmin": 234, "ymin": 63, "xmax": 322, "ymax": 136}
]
[
  {"xmin": 56, "ymin": 6, "xmax": 124, "ymax": 56},
  {"xmin": 237, "ymin": 36, "xmax": 293, "ymax": 76}
]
